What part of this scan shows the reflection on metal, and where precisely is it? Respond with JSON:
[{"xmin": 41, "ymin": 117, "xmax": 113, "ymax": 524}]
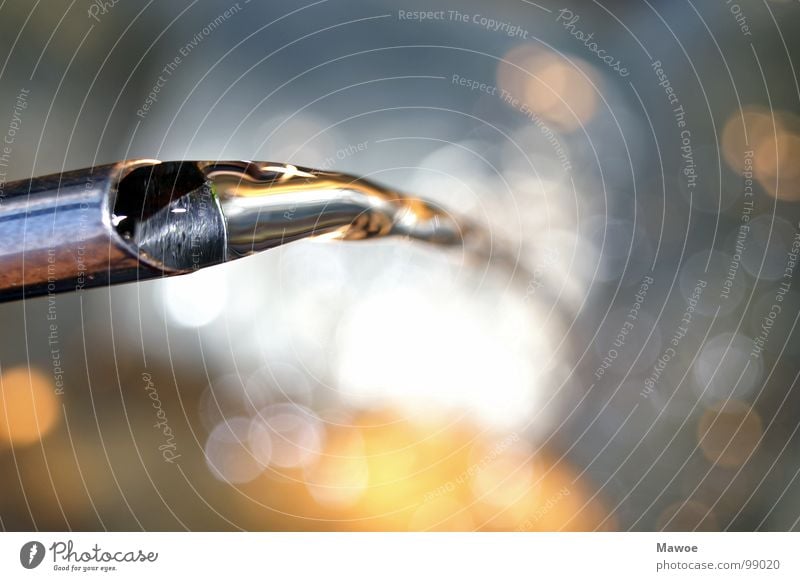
[{"xmin": 0, "ymin": 159, "xmax": 469, "ymax": 302}]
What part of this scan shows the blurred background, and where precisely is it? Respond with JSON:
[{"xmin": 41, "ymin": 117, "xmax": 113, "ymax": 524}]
[{"xmin": 1, "ymin": 0, "xmax": 800, "ymax": 531}]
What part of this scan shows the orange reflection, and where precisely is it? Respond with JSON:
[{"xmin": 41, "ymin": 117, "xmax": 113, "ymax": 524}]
[
  {"xmin": 0, "ymin": 367, "xmax": 59, "ymax": 446},
  {"xmin": 498, "ymin": 45, "xmax": 598, "ymax": 132},
  {"xmin": 721, "ymin": 106, "xmax": 774, "ymax": 172},
  {"xmin": 409, "ymin": 497, "xmax": 474, "ymax": 531},
  {"xmin": 305, "ymin": 429, "xmax": 369, "ymax": 509},
  {"xmin": 722, "ymin": 107, "xmax": 800, "ymax": 201},
  {"xmin": 239, "ymin": 409, "xmax": 612, "ymax": 530}
]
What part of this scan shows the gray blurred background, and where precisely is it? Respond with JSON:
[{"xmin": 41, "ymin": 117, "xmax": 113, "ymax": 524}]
[{"xmin": 1, "ymin": 0, "xmax": 800, "ymax": 531}]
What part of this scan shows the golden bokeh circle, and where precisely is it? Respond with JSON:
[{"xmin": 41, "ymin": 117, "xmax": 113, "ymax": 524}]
[{"xmin": 0, "ymin": 366, "xmax": 59, "ymax": 446}]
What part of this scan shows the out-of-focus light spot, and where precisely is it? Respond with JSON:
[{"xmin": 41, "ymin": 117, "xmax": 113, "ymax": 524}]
[
  {"xmin": 0, "ymin": 367, "xmax": 58, "ymax": 446},
  {"xmin": 754, "ymin": 130, "xmax": 800, "ymax": 179},
  {"xmin": 497, "ymin": 45, "xmax": 598, "ymax": 132},
  {"xmin": 698, "ymin": 401, "xmax": 762, "ymax": 468},
  {"xmin": 470, "ymin": 449, "xmax": 613, "ymax": 532},
  {"xmin": 279, "ymin": 241, "xmax": 347, "ymax": 297},
  {"xmin": 722, "ymin": 108, "xmax": 800, "ymax": 201},
  {"xmin": 349, "ymin": 413, "xmax": 468, "ymax": 524},
  {"xmin": 407, "ymin": 141, "xmax": 493, "ymax": 215},
  {"xmin": 409, "ymin": 497, "xmax": 474, "ymax": 531},
  {"xmin": 305, "ymin": 430, "xmax": 368, "ymax": 509},
  {"xmin": 693, "ymin": 333, "xmax": 763, "ymax": 402},
  {"xmin": 505, "ymin": 172, "xmax": 569, "ymax": 229},
  {"xmin": 205, "ymin": 417, "xmax": 265, "ymax": 484},
  {"xmin": 254, "ymin": 403, "xmax": 324, "ymax": 469},
  {"xmin": 753, "ymin": 115, "xmax": 800, "ymax": 201},
  {"xmin": 248, "ymin": 417, "xmax": 273, "ymax": 466},
  {"xmin": 335, "ymin": 287, "xmax": 543, "ymax": 427},
  {"xmin": 238, "ymin": 409, "xmax": 613, "ymax": 530},
  {"xmin": 273, "ymin": 243, "xmax": 349, "ymax": 350},
  {"xmin": 470, "ymin": 441, "xmax": 536, "ymax": 527},
  {"xmin": 722, "ymin": 106, "xmax": 774, "ymax": 172},
  {"xmin": 306, "ymin": 454, "xmax": 369, "ymax": 509},
  {"xmin": 162, "ymin": 268, "xmax": 227, "ymax": 328},
  {"xmin": 656, "ymin": 500, "xmax": 719, "ymax": 531}
]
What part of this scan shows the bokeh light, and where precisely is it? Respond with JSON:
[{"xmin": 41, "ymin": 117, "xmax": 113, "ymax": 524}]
[
  {"xmin": 205, "ymin": 417, "xmax": 265, "ymax": 484},
  {"xmin": 162, "ymin": 267, "xmax": 228, "ymax": 328},
  {"xmin": 0, "ymin": 367, "xmax": 58, "ymax": 446},
  {"xmin": 497, "ymin": 45, "xmax": 599, "ymax": 132},
  {"xmin": 722, "ymin": 107, "xmax": 800, "ymax": 201},
  {"xmin": 253, "ymin": 403, "xmax": 324, "ymax": 469},
  {"xmin": 693, "ymin": 333, "xmax": 763, "ymax": 402}
]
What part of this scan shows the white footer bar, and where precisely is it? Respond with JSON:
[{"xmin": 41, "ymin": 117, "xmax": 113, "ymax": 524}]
[{"xmin": 1, "ymin": 532, "xmax": 796, "ymax": 580}]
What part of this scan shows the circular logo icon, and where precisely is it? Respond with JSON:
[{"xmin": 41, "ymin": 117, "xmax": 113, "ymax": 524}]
[{"xmin": 19, "ymin": 541, "xmax": 45, "ymax": 569}]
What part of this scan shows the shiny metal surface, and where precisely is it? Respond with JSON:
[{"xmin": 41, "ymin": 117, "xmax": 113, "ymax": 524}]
[
  {"xmin": 0, "ymin": 161, "xmax": 157, "ymax": 301},
  {"xmin": 202, "ymin": 161, "xmax": 465, "ymax": 257},
  {"xmin": 0, "ymin": 159, "xmax": 467, "ymax": 302}
]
